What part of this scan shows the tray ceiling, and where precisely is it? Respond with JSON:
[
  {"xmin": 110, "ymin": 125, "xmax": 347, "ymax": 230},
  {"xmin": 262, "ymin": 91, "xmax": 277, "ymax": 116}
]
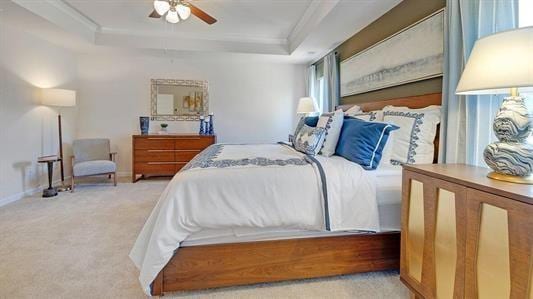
[{"xmin": 7, "ymin": 0, "xmax": 402, "ymax": 63}]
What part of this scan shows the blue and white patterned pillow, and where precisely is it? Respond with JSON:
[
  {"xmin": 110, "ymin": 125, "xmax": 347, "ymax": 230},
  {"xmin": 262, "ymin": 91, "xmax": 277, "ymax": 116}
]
[
  {"xmin": 383, "ymin": 105, "xmax": 441, "ymax": 165},
  {"xmin": 294, "ymin": 125, "xmax": 326, "ymax": 155},
  {"xmin": 316, "ymin": 109, "xmax": 344, "ymax": 157}
]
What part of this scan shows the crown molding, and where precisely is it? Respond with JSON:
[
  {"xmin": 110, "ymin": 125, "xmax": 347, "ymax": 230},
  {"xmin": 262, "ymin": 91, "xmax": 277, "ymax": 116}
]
[
  {"xmin": 95, "ymin": 30, "xmax": 289, "ymax": 55},
  {"xmin": 12, "ymin": 0, "xmax": 99, "ymax": 42},
  {"xmin": 287, "ymin": 0, "xmax": 340, "ymax": 54},
  {"xmin": 98, "ymin": 27, "xmax": 288, "ymax": 46}
]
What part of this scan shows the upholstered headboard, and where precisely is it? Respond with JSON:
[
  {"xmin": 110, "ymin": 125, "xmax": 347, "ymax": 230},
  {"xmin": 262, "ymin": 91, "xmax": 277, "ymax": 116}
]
[{"xmin": 337, "ymin": 93, "xmax": 442, "ymax": 163}]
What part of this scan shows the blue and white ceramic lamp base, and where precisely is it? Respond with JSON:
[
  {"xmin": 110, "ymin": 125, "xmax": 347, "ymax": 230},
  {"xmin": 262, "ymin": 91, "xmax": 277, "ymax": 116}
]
[{"xmin": 483, "ymin": 96, "xmax": 533, "ymax": 184}]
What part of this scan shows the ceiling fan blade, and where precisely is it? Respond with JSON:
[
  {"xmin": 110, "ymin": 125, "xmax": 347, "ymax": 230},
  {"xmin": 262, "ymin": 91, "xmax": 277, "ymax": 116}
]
[
  {"xmin": 188, "ymin": 3, "xmax": 217, "ymax": 24},
  {"xmin": 149, "ymin": 10, "xmax": 162, "ymax": 18}
]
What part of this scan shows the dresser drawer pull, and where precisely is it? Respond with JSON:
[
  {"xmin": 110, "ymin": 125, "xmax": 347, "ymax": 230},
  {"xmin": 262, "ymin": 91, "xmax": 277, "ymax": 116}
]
[
  {"xmin": 147, "ymin": 137, "xmax": 201, "ymax": 140},
  {"xmin": 147, "ymin": 162, "xmax": 188, "ymax": 165},
  {"xmin": 145, "ymin": 150, "xmax": 201, "ymax": 152}
]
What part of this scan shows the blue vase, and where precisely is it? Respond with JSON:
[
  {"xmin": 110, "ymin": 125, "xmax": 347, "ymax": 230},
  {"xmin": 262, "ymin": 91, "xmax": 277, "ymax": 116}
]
[
  {"xmin": 139, "ymin": 117, "xmax": 149, "ymax": 135},
  {"xmin": 199, "ymin": 116, "xmax": 205, "ymax": 135},
  {"xmin": 208, "ymin": 113, "xmax": 214, "ymax": 135}
]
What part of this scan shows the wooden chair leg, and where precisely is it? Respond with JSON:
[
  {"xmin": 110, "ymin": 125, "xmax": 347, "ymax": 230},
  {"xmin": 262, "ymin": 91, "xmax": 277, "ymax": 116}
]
[
  {"xmin": 71, "ymin": 175, "xmax": 75, "ymax": 193},
  {"xmin": 113, "ymin": 173, "xmax": 117, "ymax": 186}
]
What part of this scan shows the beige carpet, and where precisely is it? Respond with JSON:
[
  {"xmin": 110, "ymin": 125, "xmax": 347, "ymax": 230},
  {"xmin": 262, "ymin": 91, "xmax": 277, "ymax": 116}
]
[{"xmin": 0, "ymin": 177, "xmax": 409, "ymax": 299}]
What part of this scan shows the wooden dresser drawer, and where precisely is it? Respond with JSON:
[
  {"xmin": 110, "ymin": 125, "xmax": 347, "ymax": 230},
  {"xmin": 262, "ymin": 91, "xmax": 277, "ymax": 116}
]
[
  {"xmin": 135, "ymin": 138, "xmax": 175, "ymax": 150},
  {"xmin": 175, "ymin": 137, "xmax": 214, "ymax": 150},
  {"xmin": 135, "ymin": 150, "xmax": 175, "ymax": 162},
  {"xmin": 133, "ymin": 134, "xmax": 216, "ymax": 182},
  {"xmin": 135, "ymin": 162, "xmax": 177, "ymax": 174},
  {"xmin": 175, "ymin": 150, "xmax": 201, "ymax": 162}
]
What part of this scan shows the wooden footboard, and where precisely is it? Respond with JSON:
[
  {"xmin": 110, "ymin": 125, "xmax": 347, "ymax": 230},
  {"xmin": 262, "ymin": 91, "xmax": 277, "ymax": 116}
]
[{"xmin": 151, "ymin": 232, "xmax": 400, "ymax": 296}]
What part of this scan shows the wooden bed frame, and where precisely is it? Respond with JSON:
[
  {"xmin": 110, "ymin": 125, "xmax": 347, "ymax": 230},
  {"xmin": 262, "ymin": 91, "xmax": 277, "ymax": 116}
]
[{"xmin": 150, "ymin": 93, "xmax": 443, "ymax": 296}]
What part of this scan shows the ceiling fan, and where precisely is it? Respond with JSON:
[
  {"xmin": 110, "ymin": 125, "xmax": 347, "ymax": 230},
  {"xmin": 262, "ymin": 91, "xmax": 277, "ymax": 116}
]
[{"xmin": 149, "ymin": 0, "xmax": 217, "ymax": 25}]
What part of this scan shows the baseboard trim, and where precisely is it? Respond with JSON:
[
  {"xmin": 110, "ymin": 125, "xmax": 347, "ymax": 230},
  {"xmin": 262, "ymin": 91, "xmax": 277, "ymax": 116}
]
[
  {"xmin": 116, "ymin": 171, "xmax": 132, "ymax": 177},
  {"xmin": 1, "ymin": 172, "xmax": 138, "ymax": 208},
  {"xmin": 0, "ymin": 177, "xmax": 72, "ymax": 208}
]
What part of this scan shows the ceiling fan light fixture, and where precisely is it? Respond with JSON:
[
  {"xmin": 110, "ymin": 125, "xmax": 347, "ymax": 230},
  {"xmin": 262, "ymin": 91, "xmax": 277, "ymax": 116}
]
[
  {"xmin": 166, "ymin": 10, "xmax": 180, "ymax": 24},
  {"xmin": 154, "ymin": 0, "xmax": 170, "ymax": 16},
  {"xmin": 176, "ymin": 4, "xmax": 191, "ymax": 20}
]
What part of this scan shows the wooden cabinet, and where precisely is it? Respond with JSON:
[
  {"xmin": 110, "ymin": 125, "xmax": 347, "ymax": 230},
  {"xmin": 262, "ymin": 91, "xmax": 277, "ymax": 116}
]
[
  {"xmin": 132, "ymin": 134, "xmax": 216, "ymax": 182},
  {"xmin": 400, "ymin": 164, "xmax": 532, "ymax": 299}
]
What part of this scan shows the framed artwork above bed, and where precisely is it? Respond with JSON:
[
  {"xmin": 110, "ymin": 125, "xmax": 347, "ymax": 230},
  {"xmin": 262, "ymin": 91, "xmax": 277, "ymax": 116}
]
[{"xmin": 340, "ymin": 9, "xmax": 444, "ymax": 97}]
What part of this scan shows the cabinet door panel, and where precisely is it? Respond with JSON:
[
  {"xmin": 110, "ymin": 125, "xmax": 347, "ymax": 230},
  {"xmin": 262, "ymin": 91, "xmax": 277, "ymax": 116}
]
[
  {"xmin": 434, "ymin": 189, "xmax": 459, "ymax": 299},
  {"xmin": 401, "ymin": 170, "xmax": 467, "ymax": 299},
  {"xmin": 465, "ymin": 189, "xmax": 532, "ymax": 299}
]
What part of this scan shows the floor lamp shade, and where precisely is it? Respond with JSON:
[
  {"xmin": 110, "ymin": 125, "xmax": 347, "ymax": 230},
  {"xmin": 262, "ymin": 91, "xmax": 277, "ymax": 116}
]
[
  {"xmin": 455, "ymin": 26, "xmax": 533, "ymax": 184},
  {"xmin": 41, "ymin": 89, "xmax": 77, "ymax": 107}
]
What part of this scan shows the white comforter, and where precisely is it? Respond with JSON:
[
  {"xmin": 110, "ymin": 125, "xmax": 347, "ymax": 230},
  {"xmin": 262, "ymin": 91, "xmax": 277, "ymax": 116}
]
[{"xmin": 130, "ymin": 143, "xmax": 379, "ymax": 295}]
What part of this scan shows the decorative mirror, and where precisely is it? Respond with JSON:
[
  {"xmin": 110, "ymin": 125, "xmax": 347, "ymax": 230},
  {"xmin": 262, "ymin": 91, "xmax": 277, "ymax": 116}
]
[{"xmin": 150, "ymin": 79, "xmax": 209, "ymax": 121}]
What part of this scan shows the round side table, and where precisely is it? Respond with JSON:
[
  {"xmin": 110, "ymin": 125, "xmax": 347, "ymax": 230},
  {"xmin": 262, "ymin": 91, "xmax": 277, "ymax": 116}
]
[{"xmin": 37, "ymin": 155, "xmax": 61, "ymax": 198}]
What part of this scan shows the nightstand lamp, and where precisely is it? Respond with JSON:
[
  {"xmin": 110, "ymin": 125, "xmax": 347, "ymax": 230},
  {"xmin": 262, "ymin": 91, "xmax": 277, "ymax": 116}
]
[
  {"xmin": 456, "ymin": 26, "xmax": 533, "ymax": 184},
  {"xmin": 41, "ymin": 88, "xmax": 77, "ymax": 190},
  {"xmin": 296, "ymin": 97, "xmax": 319, "ymax": 115}
]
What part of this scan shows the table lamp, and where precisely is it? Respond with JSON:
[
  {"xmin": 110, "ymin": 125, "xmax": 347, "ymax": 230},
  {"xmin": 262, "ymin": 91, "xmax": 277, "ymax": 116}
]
[
  {"xmin": 456, "ymin": 26, "xmax": 533, "ymax": 184},
  {"xmin": 41, "ymin": 88, "xmax": 77, "ymax": 190},
  {"xmin": 297, "ymin": 97, "xmax": 319, "ymax": 115}
]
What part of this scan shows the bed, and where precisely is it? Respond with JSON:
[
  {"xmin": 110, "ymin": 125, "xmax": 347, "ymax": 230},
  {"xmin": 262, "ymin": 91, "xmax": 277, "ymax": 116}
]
[{"xmin": 130, "ymin": 93, "xmax": 442, "ymax": 296}]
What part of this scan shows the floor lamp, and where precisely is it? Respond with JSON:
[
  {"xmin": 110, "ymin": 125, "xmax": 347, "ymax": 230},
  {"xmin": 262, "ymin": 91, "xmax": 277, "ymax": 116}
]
[{"xmin": 41, "ymin": 88, "xmax": 77, "ymax": 190}]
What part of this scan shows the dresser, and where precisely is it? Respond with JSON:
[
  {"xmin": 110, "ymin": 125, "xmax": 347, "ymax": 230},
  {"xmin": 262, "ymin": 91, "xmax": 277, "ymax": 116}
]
[
  {"xmin": 132, "ymin": 134, "xmax": 216, "ymax": 182},
  {"xmin": 401, "ymin": 164, "xmax": 532, "ymax": 299}
]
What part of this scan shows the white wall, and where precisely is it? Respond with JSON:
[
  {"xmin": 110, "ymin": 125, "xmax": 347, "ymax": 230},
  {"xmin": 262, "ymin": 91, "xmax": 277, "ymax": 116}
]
[
  {"xmin": 76, "ymin": 53, "xmax": 305, "ymax": 174},
  {"xmin": 0, "ymin": 25, "xmax": 78, "ymax": 204}
]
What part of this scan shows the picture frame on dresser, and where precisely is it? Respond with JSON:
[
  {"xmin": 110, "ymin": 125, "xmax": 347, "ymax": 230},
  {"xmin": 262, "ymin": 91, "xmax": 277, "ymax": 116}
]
[{"xmin": 132, "ymin": 134, "xmax": 216, "ymax": 182}]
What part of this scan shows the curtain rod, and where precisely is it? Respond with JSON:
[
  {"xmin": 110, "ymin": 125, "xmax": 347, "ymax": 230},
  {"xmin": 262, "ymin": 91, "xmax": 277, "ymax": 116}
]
[{"xmin": 309, "ymin": 51, "xmax": 339, "ymax": 67}]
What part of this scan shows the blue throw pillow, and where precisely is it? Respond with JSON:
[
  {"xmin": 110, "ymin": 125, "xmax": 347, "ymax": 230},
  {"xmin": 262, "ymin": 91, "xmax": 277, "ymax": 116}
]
[
  {"xmin": 335, "ymin": 118, "xmax": 399, "ymax": 170},
  {"xmin": 304, "ymin": 116, "xmax": 319, "ymax": 127}
]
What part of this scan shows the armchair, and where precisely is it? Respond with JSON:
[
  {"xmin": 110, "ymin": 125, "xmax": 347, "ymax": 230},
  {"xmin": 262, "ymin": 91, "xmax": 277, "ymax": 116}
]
[{"xmin": 71, "ymin": 138, "xmax": 117, "ymax": 192}]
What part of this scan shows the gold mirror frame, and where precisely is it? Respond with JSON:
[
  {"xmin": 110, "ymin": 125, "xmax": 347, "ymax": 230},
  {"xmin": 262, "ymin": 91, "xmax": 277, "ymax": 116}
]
[{"xmin": 150, "ymin": 79, "xmax": 209, "ymax": 121}]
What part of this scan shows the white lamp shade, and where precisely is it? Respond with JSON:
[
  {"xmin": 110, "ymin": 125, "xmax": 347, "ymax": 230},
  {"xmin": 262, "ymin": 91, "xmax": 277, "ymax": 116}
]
[
  {"xmin": 154, "ymin": 0, "xmax": 170, "ymax": 16},
  {"xmin": 41, "ymin": 89, "xmax": 76, "ymax": 107},
  {"xmin": 456, "ymin": 26, "xmax": 533, "ymax": 95},
  {"xmin": 296, "ymin": 97, "xmax": 318, "ymax": 114},
  {"xmin": 176, "ymin": 4, "xmax": 191, "ymax": 20},
  {"xmin": 166, "ymin": 10, "xmax": 180, "ymax": 23}
]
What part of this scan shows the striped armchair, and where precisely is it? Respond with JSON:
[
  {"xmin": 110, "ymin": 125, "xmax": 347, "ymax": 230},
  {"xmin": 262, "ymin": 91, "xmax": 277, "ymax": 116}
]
[{"xmin": 71, "ymin": 138, "xmax": 117, "ymax": 192}]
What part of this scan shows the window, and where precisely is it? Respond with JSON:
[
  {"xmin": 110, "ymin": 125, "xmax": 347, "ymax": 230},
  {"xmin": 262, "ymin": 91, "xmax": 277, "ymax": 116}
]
[
  {"xmin": 519, "ymin": 0, "xmax": 533, "ymax": 143},
  {"xmin": 315, "ymin": 61, "xmax": 326, "ymax": 113}
]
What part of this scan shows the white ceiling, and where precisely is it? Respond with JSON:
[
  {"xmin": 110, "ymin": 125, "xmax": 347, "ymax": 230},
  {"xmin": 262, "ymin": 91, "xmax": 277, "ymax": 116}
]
[
  {"xmin": 5, "ymin": 0, "xmax": 402, "ymax": 63},
  {"xmin": 68, "ymin": 0, "xmax": 312, "ymax": 42}
]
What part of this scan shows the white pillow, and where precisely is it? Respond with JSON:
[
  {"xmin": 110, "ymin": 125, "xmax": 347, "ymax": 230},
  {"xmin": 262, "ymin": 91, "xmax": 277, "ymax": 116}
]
[
  {"xmin": 316, "ymin": 109, "xmax": 344, "ymax": 157},
  {"xmin": 379, "ymin": 130, "xmax": 395, "ymax": 166},
  {"xmin": 345, "ymin": 105, "xmax": 362, "ymax": 115},
  {"xmin": 346, "ymin": 110, "xmax": 384, "ymax": 122},
  {"xmin": 382, "ymin": 105, "xmax": 441, "ymax": 165}
]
